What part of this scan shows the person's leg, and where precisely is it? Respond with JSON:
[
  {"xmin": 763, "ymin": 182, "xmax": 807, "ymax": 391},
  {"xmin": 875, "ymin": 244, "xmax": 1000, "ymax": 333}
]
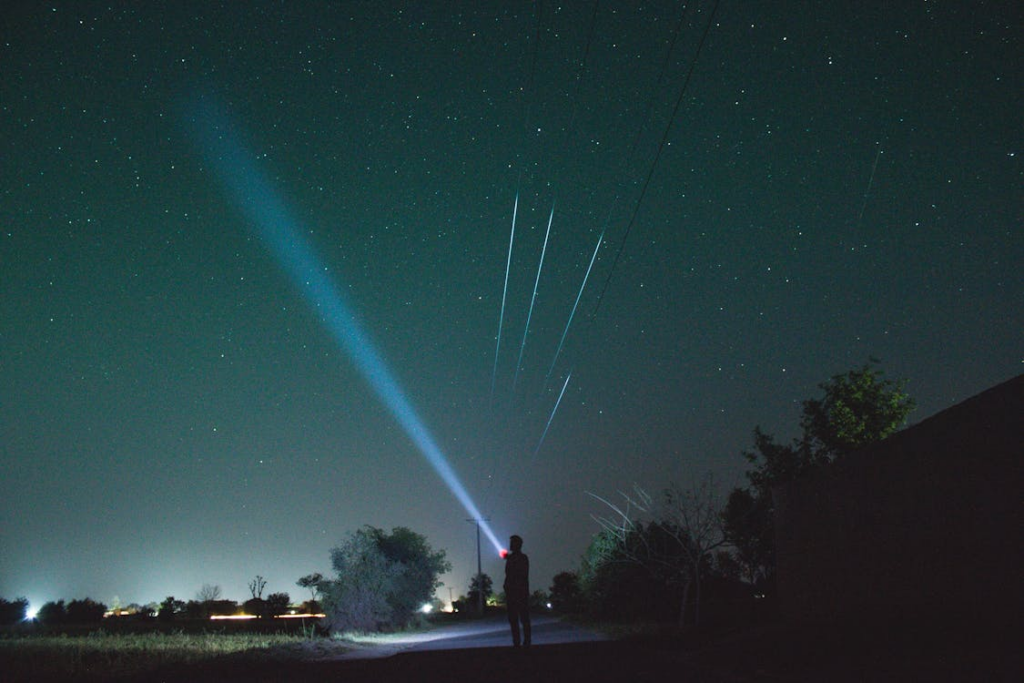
[
  {"xmin": 507, "ymin": 604, "xmax": 521, "ymax": 646},
  {"xmin": 522, "ymin": 604, "xmax": 531, "ymax": 646}
]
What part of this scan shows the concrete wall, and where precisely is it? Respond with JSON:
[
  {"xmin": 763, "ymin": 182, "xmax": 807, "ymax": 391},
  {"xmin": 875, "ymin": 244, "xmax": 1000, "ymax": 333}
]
[{"xmin": 774, "ymin": 374, "xmax": 1023, "ymax": 626}]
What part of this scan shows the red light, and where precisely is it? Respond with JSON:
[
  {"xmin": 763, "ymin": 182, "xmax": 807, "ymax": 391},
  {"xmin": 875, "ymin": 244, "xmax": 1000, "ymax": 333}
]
[{"xmin": 500, "ymin": 549, "xmax": 508, "ymax": 559}]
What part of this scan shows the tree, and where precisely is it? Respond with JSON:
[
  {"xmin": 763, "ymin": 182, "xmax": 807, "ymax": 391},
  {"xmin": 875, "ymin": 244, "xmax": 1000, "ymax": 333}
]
[
  {"xmin": 549, "ymin": 572, "xmax": 582, "ymax": 613},
  {"xmin": 66, "ymin": 598, "xmax": 106, "ymax": 623},
  {"xmin": 320, "ymin": 526, "xmax": 450, "ymax": 633},
  {"xmin": 724, "ymin": 362, "xmax": 915, "ymax": 596},
  {"xmin": 321, "ymin": 528, "xmax": 401, "ymax": 632},
  {"xmin": 197, "ymin": 584, "xmax": 222, "ymax": 602},
  {"xmin": 0, "ymin": 597, "xmax": 28, "ymax": 625},
  {"xmin": 37, "ymin": 600, "xmax": 66, "ymax": 625},
  {"xmin": 158, "ymin": 596, "xmax": 185, "ymax": 622},
  {"xmin": 265, "ymin": 592, "xmax": 291, "ymax": 618},
  {"xmin": 368, "ymin": 526, "xmax": 450, "ymax": 619},
  {"xmin": 800, "ymin": 362, "xmax": 915, "ymax": 462},
  {"xmin": 297, "ymin": 572, "xmax": 323, "ymax": 601},
  {"xmin": 720, "ymin": 487, "xmax": 774, "ymax": 587},
  {"xmin": 589, "ymin": 477, "xmax": 726, "ymax": 626},
  {"xmin": 248, "ymin": 575, "xmax": 267, "ymax": 600},
  {"xmin": 467, "ymin": 573, "xmax": 492, "ymax": 611}
]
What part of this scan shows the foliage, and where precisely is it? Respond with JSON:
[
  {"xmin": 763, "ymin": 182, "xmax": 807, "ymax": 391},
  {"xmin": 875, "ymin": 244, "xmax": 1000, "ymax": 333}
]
[
  {"xmin": 548, "ymin": 572, "xmax": 583, "ymax": 613},
  {"xmin": 578, "ymin": 528, "xmax": 677, "ymax": 621},
  {"xmin": 243, "ymin": 598, "xmax": 267, "ymax": 618},
  {"xmin": 320, "ymin": 526, "xmax": 449, "ymax": 633},
  {"xmin": 158, "ymin": 596, "xmax": 185, "ymax": 622},
  {"xmin": 724, "ymin": 362, "xmax": 915, "ymax": 595},
  {"xmin": 37, "ymin": 600, "xmax": 66, "ymax": 625},
  {"xmin": 466, "ymin": 573, "xmax": 492, "ymax": 612},
  {"xmin": 297, "ymin": 572, "xmax": 323, "ymax": 601},
  {"xmin": 62, "ymin": 598, "xmax": 107, "ymax": 623},
  {"xmin": 367, "ymin": 526, "xmax": 450, "ymax": 619},
  {"xmin": 720, "ymin": 487, "xmax": 775, "ymax": 587},
  {"xmin": 0, "ymin": 597, "xmax": 29, "ymax": 625},
  {"xmin": 800, "ymin": 363, "xmax": 915, "ymax": 462},
  {"xmin": 265, "ymin": 593, "xmax": 291, "ymax": 618},
  {"xmin": 587, "ymin": 478, "xmax": 726, "ymax": 625}
]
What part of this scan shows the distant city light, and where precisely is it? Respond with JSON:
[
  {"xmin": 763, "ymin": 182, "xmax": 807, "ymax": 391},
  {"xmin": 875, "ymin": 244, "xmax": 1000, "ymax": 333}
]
[
  {"xmin": 420, "ymin": 603, "xmax": 433, "ymax": 614},
  {"xmin": 25, "ymin": 604, "xmax": 39, "ymax": 621}
]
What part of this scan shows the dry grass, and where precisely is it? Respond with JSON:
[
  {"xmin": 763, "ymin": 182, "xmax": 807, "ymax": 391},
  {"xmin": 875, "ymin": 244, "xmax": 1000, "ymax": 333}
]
[{"xmin": 0, "ymin": 630, "xmax": 316, "ymax": 681}]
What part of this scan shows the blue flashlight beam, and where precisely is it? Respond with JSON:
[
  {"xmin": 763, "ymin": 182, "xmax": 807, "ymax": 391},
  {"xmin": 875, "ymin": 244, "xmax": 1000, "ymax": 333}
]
[{"xmin": 185, "ymin": 98, "xmax": 503, "ymax": 554}]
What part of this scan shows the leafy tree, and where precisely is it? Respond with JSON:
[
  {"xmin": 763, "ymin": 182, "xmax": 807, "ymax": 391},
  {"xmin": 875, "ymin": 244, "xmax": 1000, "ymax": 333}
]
[
  {"xmin": 800, "ymin": 362, "xmax": 915, "ymax": 462},
  {"xmin": 67, "ymin": 598, "xmax": 107, "ymax": 623},
  {"xmin": 368, "ymin": 526, "xmax": 450, "ymax": 619},
  {"xmin": 320, "ymin": 526, "xmax": 450, "ymax": 633},
  {"xmin": 37, "ymin": 600, "xmax": 66, "ymax": 624},
  {"xmin": 589, "ymin": 478, "xmax": 725, "ymax": 626},
  {"xmin": 297, "ymin": 572, "xmax": 323, "ymax": 601},
  {"xmin": 720, "ymin": 487, "xmax": 774, "ymax": 587},
  {"xmin": 578, "ymin": 526, "xmax": 675, "ymax": 621},
  {"xmin": 265, "ymin": 592, "xmax": 291, "ymax": 618},
  {"xmin": 0, "ymin": 597, "xmax": 29, "ymax": 625},
  {"xmin": 158, "ymin": 596, "xmax": 185, "ymax": 622},
  {"xmin": 549, "ymin": 572, "xmax": 582, "ymax": 613},
  {"xmin": 243, "ymin": 598, "xmax": 267, "ymax": 618},
  {"xmin": 724, "ymin": 362, "xmax": 915, "ymax": 595},
  {"xmin": 321, "ymin": 528, "xmax": 401, "ymax": 632}
]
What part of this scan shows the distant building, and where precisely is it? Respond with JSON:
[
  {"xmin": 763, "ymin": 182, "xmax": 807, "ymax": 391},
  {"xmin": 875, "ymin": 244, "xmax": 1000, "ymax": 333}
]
[{"xmin": 773, "ymin": 374, "xmax": 1022, "ymax": 627}]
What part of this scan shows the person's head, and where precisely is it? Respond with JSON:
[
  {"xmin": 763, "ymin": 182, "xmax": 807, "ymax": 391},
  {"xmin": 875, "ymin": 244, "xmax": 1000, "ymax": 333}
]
[{"xmin": 509, "ymin": 534, "xmax": 523, "ymax": 553}]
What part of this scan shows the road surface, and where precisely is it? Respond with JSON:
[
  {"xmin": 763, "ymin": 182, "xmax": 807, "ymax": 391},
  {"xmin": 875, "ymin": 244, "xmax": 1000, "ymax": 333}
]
[{"xmin": 333, "ymin": 614, "xmax": 608, "ymax": 659}]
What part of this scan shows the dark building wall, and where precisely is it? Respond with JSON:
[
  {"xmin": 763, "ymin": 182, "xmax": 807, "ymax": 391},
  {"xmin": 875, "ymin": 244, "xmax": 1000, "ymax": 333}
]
[{"xmin": 774, "ymin": 374, "xmax": 1023, "ymax": 625}]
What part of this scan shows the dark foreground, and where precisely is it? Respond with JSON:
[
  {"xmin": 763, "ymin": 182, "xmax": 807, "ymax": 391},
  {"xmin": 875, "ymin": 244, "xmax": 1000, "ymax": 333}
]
[
  {"xmin": 7, "ymin": 618, "xmax": 1019, "ymax": 682},
  {"xmin": 131, "ymin": 622, "xmax": 1020, "ymax": 683},
  {"xmin": 136, "ymin": 640, "xmax": 729, "ymax": 683}
]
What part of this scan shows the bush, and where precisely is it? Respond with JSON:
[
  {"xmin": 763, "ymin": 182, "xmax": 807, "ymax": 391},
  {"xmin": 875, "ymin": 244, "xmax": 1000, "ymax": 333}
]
[
  {"xmin": 0, "ymin": 597, "xmax": 29, "ymax": 624},
  {"xmin": 66, "ymin": 598, "xmax": 107, "ymax": 623},
  {"xmin": 321, "ymin": 526, "xmax": 450, "ymax": 633},
  {"xmin": 265, "ymin": 593, "xmax": 291, "ymax": 618},
  {"xmin": 37, "ymin": 600, "xmax": 67, "ymax": 625}
]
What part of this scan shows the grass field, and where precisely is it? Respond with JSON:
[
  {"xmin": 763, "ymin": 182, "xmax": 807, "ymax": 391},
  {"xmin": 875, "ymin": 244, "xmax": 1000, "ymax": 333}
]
[{"xmin": 0, "ymin": 630, "xmax": 335, "ymax": 682}]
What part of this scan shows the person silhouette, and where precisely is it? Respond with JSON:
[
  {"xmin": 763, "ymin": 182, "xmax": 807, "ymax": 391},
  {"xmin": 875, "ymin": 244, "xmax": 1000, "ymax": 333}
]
[{"xmin": 503, "ymin": 534, "xmax": 531, "ymax": 647}]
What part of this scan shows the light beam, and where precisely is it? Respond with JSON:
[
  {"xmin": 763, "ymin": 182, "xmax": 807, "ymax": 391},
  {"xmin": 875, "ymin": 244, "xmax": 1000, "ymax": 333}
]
[{"xmin": 184, "ymin": 97, "xmax": 503, "ymax": 554}]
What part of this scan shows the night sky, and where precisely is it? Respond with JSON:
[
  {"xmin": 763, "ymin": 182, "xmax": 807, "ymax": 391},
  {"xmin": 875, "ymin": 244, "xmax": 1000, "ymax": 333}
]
[{"xmin": 2, "ymin": 2, "xmax": 1020, "ymax": 609}]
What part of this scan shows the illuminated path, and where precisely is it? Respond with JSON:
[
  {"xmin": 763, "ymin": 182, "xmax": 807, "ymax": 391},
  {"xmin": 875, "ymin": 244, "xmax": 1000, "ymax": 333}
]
[{"xmin": 332, "ymin": 615, "xmax": 608, "ymax": 660}]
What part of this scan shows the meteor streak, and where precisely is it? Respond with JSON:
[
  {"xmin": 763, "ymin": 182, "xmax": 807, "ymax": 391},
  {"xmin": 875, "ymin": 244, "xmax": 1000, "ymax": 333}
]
[
  {"xmin": 512, "ymin": 200, "xmax": 555, "ymax": 392},
  {"xmin": 491, "ymin": 191, "xmax": 518, "ymax": 401},
  {"xmin": 185, "ymin": 97, "xmax": 503, "ymax": 554},
  {"xmin": 545, "ymin": 230, "xmax": 603, "ymax": 386},
  {"xmin": 533, "ymin": 370, "xmax": 572, "ymax": 461}
]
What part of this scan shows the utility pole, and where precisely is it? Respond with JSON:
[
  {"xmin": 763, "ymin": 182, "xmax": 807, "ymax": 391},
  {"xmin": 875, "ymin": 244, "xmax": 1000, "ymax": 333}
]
[{"xmin": 466, "ymin": 517, "xmax": 489, "ymax": 616}]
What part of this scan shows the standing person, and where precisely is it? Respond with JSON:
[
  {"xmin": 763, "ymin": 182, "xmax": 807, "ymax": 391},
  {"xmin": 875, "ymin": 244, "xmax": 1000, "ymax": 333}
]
[{"xmin": 503, "ymin": 534, "xmax": 531, "ymax": 647}]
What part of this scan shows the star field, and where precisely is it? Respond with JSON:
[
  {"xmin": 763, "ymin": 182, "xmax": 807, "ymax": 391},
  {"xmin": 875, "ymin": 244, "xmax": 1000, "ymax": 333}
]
[{"xmin": 1, "ymin": 2, "xmax": 1020, "ymax": 608}]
